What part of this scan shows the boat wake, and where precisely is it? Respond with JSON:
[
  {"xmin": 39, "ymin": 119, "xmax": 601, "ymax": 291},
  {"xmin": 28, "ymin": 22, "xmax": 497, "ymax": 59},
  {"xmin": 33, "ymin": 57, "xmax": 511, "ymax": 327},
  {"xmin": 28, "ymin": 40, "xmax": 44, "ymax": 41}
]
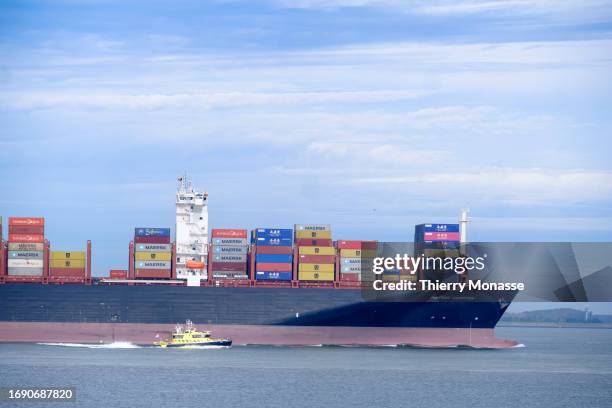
[{"xmin": 38, "ymin": 341, "xmax": 141, "ymax": 349}]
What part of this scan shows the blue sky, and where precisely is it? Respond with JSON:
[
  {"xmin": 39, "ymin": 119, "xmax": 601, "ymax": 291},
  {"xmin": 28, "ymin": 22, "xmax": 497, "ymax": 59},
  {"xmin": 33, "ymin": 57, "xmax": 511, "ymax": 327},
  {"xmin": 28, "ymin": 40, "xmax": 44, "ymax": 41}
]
[{"xmin": 1, "ymin": 0, "xmax": 612, "ymax": 280}]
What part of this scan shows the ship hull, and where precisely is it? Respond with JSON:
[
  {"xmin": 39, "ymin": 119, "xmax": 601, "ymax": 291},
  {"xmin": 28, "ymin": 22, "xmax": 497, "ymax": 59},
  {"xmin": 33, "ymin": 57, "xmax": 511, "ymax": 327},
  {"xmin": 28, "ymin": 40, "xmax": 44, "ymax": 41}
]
[
  {"xmin": 160, "ymin": 339, "xmax": 232, "ymax": 348},
  {"xmin": 0, "ymin": 284, "xmax": 518, "ymax": 348},
  {"xmin": 0, "ymin": 322, "xmax": 516, "ymax": 348}
]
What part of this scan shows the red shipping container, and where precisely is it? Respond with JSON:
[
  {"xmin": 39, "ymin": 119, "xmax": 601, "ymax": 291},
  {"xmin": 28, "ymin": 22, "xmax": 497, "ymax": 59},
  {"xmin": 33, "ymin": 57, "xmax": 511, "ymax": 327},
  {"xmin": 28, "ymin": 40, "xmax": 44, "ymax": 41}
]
[
  {"xmin": 255, "ymin": 246, "xmax": 293, "ymax": 254},
  {"xmin": 340, "ymin": 273, "xmax": 361, "ymax": 282},
  {"xmin": 210, "ymin": 262, "xmax": 247, "ymax": 272},
  {"xmin": 135, "ymin": 269, "xmax": 171, "ymax": 279},
  {"xmin": 212, "ymin": 229, "xmax": 247, "ymax": 238},
  {"xmin": 423, "ymin": 232, "xmax": 460, "ymax": 242},
  {"xmin": 299, "ymin": 254, "xmax": 335, "ymax": 264},
  {"xmin": 295, "ymin": 238, "xmax": 332, "ymax": 247},
  {"xmin": 8, "ymin": 225, "xmax": 45, "ymax": 235},
  {"xmin": 8, "ymin": 234, "xmax": 44, "ymax": 243},
  {"xmin": 110, "ymin": 270, "xmax": 128, "ymax": 279},
  {"xmin": 8, "ymin": 217, "xmax": 45, "ymax": 226},
  {"xmin": 134, "ymin": 236, "xmax": 171, "ymax": 244},
  {"xmin": 255, "ymin": 262, "xmax": 292, "ymax": 272},
  {"xmin": 49, "ymin": 268, "xmax": 86, "ymax": 277},
  {"xmin": 337, "ymin": 240, "xmax": 377, "ymax": 250}
]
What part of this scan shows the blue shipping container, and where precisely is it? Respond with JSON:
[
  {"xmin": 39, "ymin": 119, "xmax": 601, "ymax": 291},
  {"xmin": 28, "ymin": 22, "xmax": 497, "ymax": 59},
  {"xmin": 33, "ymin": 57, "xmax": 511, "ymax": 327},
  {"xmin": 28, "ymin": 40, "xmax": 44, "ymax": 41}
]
[
  {"xmin": 252, "ymin": 228, "xmax": 293, "ymax": 239},
  {"xmin": 415, "ymin": 223, "xmax": 459, "ymax": 233},
  {"xmin": 253, "ymin": 237, "xmax": 293, "ymax": 246},
  {"xmin": 414, "ymin": 224, "xmax": 460, "ymax": 243},
  {"xmin": 255, "ymin": 271, "xmax": 292, "ymax": 281},
  {"xmin": 135, "ymin": 227, "xmax": 171, "ymax": 237},
  {"xmin": 414, "ymin": 224, "xmax": 459, "ymax": 242},
  {"xmin": 255, "ymin": 254, "xmax": 293, "ymax": 263}
]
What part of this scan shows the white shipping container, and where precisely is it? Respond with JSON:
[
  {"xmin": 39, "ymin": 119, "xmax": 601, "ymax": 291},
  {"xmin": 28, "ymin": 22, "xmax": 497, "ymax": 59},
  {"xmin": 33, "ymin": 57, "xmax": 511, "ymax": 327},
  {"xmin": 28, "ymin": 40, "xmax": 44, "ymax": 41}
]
[
  {"xmin": 294, "ymin": 224, "xmax": 331, "ymax": 231},
  {"xmin": 135, "ymin": 261, "xmax": 171, "ymax": 269},
  {"xmin": 212, "ymin": 237, "xmax": 249, "ymax": 246},
  {"xmin": 8, "ymin": 259, "xmax": 44, "ymax": 268},
  {"xmin": 135, "ymin": 244, "xmax": 172, "ymax": 252},
  {"xmin": 8, "ymin": 242, "xmax": 44, "ymax": 251},
  {"xmin": 8, "ymin": 267, "xmax": 44, "ymax": 276}
]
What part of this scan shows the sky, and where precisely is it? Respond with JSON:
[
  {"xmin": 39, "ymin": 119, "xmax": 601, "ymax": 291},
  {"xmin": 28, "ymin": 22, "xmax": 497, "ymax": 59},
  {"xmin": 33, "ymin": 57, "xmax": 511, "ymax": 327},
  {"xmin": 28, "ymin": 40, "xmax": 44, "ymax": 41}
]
[{"xmin": 1, "ymin": 0, "xmax": 612, "ymax": 287}]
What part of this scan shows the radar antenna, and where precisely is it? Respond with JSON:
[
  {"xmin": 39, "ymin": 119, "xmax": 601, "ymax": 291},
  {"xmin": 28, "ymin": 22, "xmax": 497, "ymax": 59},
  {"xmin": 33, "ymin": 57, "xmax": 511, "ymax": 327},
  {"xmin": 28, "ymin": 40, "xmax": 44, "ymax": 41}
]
[{"xmin": 177, "ymin": 173, "xmax": 192, "ymax": 192}]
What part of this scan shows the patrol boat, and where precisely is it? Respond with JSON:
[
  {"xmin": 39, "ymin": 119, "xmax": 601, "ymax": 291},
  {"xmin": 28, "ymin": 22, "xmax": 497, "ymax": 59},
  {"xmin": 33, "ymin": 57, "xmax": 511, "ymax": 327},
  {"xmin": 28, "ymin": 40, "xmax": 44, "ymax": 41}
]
[{"xmin": 156, "ymin": 320, "xmax": 232, "ymax": 348}]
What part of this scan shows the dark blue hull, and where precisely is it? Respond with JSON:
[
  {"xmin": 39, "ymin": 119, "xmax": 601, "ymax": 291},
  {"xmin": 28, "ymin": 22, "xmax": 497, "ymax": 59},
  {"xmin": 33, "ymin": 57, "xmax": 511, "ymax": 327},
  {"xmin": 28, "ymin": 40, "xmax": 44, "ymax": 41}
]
[{"xmin": 0, "ymin": 284, "xmax": 512, "ymax": 329}]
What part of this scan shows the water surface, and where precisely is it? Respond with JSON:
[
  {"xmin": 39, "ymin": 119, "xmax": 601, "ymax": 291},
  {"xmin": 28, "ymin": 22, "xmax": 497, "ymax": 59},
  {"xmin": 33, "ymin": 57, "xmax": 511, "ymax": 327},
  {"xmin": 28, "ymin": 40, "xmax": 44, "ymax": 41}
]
[{"xmin": 1, "ymin": 328, "xmax": 611, "ymax": 408}]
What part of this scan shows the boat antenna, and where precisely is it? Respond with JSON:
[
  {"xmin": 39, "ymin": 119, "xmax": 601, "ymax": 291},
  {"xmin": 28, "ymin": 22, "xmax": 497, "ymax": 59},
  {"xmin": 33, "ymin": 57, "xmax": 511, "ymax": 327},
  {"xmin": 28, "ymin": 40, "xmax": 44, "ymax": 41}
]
[{"xmin": 177, "ymin": 173, "xmax": 192, "ymax": 192}]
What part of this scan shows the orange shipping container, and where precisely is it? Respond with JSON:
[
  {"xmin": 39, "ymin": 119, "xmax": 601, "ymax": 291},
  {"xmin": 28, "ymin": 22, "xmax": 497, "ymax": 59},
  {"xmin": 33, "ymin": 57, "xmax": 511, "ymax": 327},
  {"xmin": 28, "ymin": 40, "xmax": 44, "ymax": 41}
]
[
  {"xmin": 110, "ymin": 270, "xmax": 128, "ymax": 279},
  {"xmin": 211, "ymin": 229, "xmax": 248, "ymax": 238},
  {"xmin": 8, "ymin": 217, "xmax": 45, "ymax": 226},
  {"xmin": 8, "ymin": 234, "xmax": 44, "ymax": 243}
]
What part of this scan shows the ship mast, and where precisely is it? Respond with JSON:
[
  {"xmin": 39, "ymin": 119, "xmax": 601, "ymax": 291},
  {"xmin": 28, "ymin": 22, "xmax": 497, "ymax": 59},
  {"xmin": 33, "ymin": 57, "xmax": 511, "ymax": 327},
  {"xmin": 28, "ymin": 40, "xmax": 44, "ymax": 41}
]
[
  {"xmin": 459, "ymin": 209, "xmax": 470, "ymax": 256},
  {"xmin": 459, "ymin": 209, "xmax": 470, "ymax": 244}
]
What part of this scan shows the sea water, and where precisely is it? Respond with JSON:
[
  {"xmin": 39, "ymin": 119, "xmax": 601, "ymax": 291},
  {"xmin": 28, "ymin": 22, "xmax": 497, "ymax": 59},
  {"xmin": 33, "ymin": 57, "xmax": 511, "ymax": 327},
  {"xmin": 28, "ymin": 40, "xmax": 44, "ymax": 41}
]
[{"xmin": 1, "ymin": 327, "xmax": 611, "ymax": 408}]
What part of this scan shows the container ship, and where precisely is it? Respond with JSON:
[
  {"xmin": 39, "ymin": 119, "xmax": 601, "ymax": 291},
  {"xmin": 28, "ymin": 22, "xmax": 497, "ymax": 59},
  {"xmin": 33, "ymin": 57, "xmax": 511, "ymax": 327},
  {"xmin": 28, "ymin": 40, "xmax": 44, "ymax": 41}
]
[{"xmin": 0, "ymin": 177, "xmax": 518, "ymax": 348}]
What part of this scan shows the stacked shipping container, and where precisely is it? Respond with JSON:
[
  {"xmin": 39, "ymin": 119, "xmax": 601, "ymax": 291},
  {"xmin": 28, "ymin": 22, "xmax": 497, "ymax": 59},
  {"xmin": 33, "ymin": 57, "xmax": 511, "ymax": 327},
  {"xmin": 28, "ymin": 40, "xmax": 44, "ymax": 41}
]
[
  {"xmin": 109, "ymin": 269, "xmax": 128, "ymax": 279},
  {"xmin": 7, "ymin": 218, "xmax": 45, "ymax": 277},
  {"xmin": 414, "ymin": 224, "xmax": 461, "ymax": 252},
  {"xmin": 211, "ymin": 229, "xmax": 248, "ymax": 280},
  {"xmin": 414, "ymin": 223, "xmax": 461, "ymax": 280},
  {"xmin": 134, "ymin": 228, "xmax": 172, "ymax": 279},
  {"xmin": 295, "ymin": 224, "xmax": 335, "ymax": 281},
  {"xmin": 50, "ymin": 251, "xmax": 86, "ymax": 277},
  {"xmin": 337, "ymin": 240, "xmax": 377, "ymax": 282},
  {"xmin": 252, "ymin": 228, "xmax": 293, "ymax": 281}
]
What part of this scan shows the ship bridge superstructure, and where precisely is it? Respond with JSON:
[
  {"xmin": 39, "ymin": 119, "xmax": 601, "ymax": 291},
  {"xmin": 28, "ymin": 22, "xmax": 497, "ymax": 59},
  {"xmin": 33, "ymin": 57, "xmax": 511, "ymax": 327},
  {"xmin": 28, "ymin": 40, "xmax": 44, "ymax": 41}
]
[{"xmin": 175, "ymin": 175, "xmax": 209, "ymax": 283}]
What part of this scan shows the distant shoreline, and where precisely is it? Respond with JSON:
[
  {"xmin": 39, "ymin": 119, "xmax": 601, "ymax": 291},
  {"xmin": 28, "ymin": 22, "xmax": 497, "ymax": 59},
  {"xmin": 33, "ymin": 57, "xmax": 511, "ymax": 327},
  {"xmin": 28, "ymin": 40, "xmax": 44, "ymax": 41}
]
[{"xmin": 498, "ymin": 322, "xmax": 612, "ymax": 329}]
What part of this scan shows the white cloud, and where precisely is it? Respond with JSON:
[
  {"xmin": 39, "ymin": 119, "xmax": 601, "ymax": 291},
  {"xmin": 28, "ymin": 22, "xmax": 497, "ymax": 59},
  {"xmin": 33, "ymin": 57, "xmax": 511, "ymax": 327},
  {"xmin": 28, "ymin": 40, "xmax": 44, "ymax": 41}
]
[
  {"xmin": 0, "ymin": 89, "xmax": 432, "ymax": 111},
  {"xmin": 474, "ymin": 216, "xmax": 612, "ymax": 232},
  {"xmin": 273, "ymin": 0, "xmax": 612, "ymax": 22},
  {"xmin": 3, "ymin": 38, "xmax": 609, "ymax": 107},
  {"xmin": 1, "ymin": 32, "xmax": 609, "ymax": 217},
  {"xmin": 306, "ymin": 141, "xmax": 452, "ymax": 164},
  {"xmin": 293, "ymin": 39, "xmax": 612, "ymax": 67},
  {"xmin": 349, "ymin": 169, "xmax": 612, "ymax": 205}
]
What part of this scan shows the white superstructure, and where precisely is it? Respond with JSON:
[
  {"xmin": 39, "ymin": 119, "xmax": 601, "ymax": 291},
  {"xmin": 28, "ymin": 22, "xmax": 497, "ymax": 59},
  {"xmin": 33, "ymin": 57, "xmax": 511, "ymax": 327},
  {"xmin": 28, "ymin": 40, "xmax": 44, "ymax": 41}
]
[{"xmin": 175, "ymin": 175, "xmax": 209, "ymax": 283}]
